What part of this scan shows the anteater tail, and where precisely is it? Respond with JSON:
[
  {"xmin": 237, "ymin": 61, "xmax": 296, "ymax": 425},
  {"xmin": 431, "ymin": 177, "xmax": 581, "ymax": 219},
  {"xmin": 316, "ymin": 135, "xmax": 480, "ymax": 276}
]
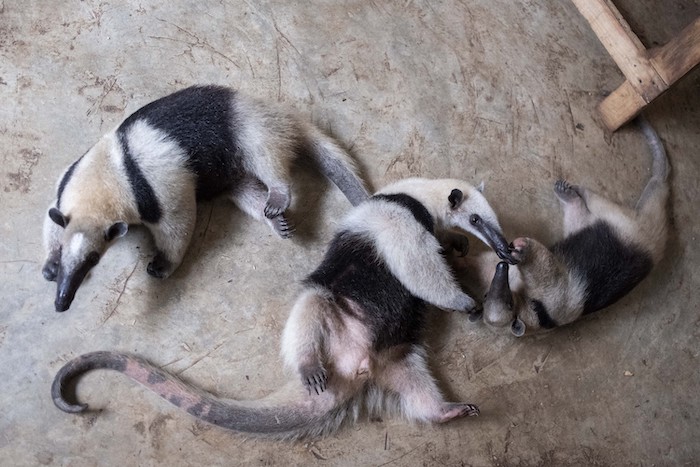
[
  {"xmin": 304, "ymin": 126, "xmax": 370, "ymax": 206},
  {"xmin": 634, "ymin": 115, "xmax": 671, "ymax": 215},
  {"xmin": 51, "ymin": 351, "xmax": 358, "ymax": 441},
  {"xmin": 632, "ymin": 115, "xmax": 670, "ymax": 264},
  {"xmin": 636, "ymin": 115, "xmax": 669, "ymax": 182}
]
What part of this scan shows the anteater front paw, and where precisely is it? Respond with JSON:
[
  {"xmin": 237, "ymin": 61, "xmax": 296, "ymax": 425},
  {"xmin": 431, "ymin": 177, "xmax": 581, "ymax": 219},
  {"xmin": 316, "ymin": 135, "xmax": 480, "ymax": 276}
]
[
  {"xmin": 440, "ymin": 232, "xmax": 470, "ymax": 257},
  {"xmin": 509, "ymin": 237, "xmax": 531, "ymax": 263},
  {"xmin": 42, "ymin": 260, "xmax": 59, "ymax": 282},
  {"xmin": 147, "ymin": 252, "xmax": 173, "ymax": 279}
]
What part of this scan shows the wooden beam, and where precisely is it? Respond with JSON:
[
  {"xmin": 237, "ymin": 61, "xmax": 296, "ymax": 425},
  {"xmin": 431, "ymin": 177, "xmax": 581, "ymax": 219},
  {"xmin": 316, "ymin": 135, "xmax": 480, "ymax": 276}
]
[
  {"xmin": 597, "ymin": 80, "xmax": 651, "ymax": 131},
  {"xmin": 650, "ymin": 17, "xmax": 700, "ymax": 87},
  {"xmin": 570, "ymin": 0, "xmax": 666, "ymax": 101},
  {"xmin": 596, "ymin": 16, "xmax": 700, "ymax": 131}
]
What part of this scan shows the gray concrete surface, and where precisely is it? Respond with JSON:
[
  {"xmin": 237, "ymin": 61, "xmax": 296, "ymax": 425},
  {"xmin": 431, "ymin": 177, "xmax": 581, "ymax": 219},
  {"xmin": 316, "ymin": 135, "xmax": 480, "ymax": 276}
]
[{"xmin": 1, "ymin": 1, "xmax": 699, "ymax": 465}]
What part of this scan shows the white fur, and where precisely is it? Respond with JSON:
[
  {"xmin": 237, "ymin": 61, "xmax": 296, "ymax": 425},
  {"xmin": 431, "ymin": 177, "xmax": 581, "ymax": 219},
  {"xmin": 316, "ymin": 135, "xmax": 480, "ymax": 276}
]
[
  {"xmin": 378, "ymin": 177, "xmax": 504, "ymax": 238},
  {"xmin": 68, "ymin": 233, "xmax": 85, "ymax": 257},
  {"xmin": 343, "ymin": 201, "xmax": 475, "ymax": 312}
]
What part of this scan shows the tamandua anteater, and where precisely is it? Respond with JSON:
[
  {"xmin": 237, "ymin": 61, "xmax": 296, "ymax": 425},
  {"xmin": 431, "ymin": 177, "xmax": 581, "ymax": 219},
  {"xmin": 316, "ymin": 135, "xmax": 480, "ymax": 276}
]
[
  {"xmin": 42, "ymin": 85, "xmax": 369, "ymax": 312},
  {"xmin": 468, "ymin": 116, "xmax": 669, "ymax": 336},
  {"xmin": 52, "ymin": 177, "xmax": 516, "ymax": 440}
]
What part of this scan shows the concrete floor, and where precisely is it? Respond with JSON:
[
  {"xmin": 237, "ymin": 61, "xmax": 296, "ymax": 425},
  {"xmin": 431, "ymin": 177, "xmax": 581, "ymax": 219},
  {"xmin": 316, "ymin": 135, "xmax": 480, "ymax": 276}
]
[{"xmin": 1, "ymin": 0, "xmax": 699, "ymax": 465}]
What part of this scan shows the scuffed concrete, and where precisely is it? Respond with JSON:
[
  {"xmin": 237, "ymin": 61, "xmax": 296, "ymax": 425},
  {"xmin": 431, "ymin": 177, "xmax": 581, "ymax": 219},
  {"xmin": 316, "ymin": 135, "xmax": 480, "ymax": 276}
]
[{"xmin": 1, "ymin": 0, "xmax": 699, "ymax": 465}]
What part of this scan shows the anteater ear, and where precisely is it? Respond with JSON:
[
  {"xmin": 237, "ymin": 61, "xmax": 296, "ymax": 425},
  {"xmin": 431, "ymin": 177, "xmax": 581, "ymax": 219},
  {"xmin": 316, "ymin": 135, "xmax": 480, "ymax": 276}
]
[
  {"xmin": 448, "ymin": 189, "xmax": 463, "ymax": 209},
  {"xmin": 105, "ymin": 222, "xmax": 128, "ymax": 241},
  {"xmin": 511, "ymin": 318, "xmax": 526, "ymax": 337},
  {"xmin": 48, "ymin": 208, "xmax": 69, "ymax": 228}
]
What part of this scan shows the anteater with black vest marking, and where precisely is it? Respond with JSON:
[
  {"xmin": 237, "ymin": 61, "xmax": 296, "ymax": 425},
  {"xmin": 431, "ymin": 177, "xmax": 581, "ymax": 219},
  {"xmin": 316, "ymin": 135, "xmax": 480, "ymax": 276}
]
[
  {"xmin": 460, "ymin": 116, "xmax": 670, "ymax": 336},
  {"xmin": 42, "ymin": 85, "xmax": 369, "ymax": 311}
]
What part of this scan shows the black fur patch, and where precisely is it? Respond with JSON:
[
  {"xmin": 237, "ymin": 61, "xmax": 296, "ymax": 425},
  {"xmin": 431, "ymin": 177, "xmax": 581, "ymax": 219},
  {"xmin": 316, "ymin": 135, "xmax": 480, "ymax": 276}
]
[
  {"xmin": 168, "ymin": 396, "xmax": 182, "ymax": 407},
  {"xmin": 531, "ymin": 299, "xmax": 558, "ymax": 329},
  {"xmin": 372, "ymin": 193, "xmax": 434, "ymax": 233},
  {"xmin": 552, "ymin": 221, "xmax": 653, "ymax": 314},
  {"xmin": 56, "ymin": 156, "xmax": 83, "ymax": 210},
  {"xmin": 448, "ymin": 188, "xmax": 463, "ymax": 208},
  {"xmin": 187, "ymin": 402, "xmax": 206, "ymax": 417},
  {"xmin": 117, "ymin": 85, "xmax": 243, "ymax": 200},
  {"xmin": 306, "ymin": 231, "xmax": 426, "ymax": 351},
  {"xmin": 117, "ymin": 131, "xmax": 163, "ymax": 223},
  {"xmin": 147, "ymin": 371, "xmax": 167, "ymax": 384}
]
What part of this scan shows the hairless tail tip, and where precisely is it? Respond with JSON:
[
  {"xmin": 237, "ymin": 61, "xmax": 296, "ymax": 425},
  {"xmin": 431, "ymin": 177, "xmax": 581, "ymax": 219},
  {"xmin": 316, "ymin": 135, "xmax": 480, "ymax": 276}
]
[
  {"xmin": 53, "ymin": 397, "xmax": 88, "ymax": 414},
  {"xmin": 52, "ymin": 378, "xmax": 89, "ymax": 413}
]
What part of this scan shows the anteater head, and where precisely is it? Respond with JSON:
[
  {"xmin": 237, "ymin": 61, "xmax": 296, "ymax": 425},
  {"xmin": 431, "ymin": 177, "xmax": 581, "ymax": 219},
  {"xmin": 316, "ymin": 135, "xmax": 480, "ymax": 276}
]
[
  {"xmin": 379, "ymin": 178, "xmax": 518, "ymax": 264},
  {"xmin": 483, "ymin": 261, "xmax": 517, "ymax": 328},
  {"xmin": 46, "ymin": 207, "xmax": 128, "ymax": 312},
  {"xmin": 487, "ymin": 237, "xmax": 571, "ymax": 337},
  {"xmin": 445, "ymin": 185, "xmax": 518, "ymax": 265}
]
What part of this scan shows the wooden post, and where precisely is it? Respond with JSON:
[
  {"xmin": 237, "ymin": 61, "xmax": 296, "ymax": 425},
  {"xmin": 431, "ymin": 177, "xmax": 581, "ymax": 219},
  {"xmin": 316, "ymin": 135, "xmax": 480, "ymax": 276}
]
[{"xmin": 571, "ymin": 1, "xmax": 700, "ymax": 131}]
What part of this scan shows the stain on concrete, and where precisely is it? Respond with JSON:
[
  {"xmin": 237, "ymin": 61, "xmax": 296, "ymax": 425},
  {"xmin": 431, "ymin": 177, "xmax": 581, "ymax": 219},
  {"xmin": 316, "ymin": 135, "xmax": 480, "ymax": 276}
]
[
  {"xmin": 4, "ymin": 147, "xmax": 42, "ymax": 193},
  {"xmin": 148, "ymin": 414, "xmax": 173, "ymax": 451},
  {"xmin": 133, "ymin": 421, "xmax": 146, "ymax": 436},
  {"xmin": 34, "ymin": 450, "xmax": 53, "ymax": 465}
]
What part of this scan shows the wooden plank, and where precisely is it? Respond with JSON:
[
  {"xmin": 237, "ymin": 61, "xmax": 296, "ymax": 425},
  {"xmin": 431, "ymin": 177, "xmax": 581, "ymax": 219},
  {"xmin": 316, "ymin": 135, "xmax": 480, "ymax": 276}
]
[
  {"xmin": 601, "ymin": 0, "xmax": 646, "ymax": 52},
  {"xmin": 650, "ymin": 16, "xmax": 700, "ymax": 87},
  {"xmin": 597, "ymin": 80, "xmax": 653, "ymax": 131},
  {"xmin": 570, "ymin": 0, "xmax": 667, "ymax": 101}
]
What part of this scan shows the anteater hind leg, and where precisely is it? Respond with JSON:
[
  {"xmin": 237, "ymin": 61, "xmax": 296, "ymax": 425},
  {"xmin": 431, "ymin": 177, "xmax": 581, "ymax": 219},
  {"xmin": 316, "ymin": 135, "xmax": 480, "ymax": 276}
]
[
  {"xmin": 376, "ymin": 346, "xmax": 479, "ymax": 423},
  {"xmin": 230, "ymin": 177, "xmax": 294, "ymax": 238},
  {"xmin": 554, "ymin": 180, "xmax": 596, "ymax": 236},
  {"xmin": 239, "ymin": 141, "xmax": 293, "ymax": 220},
  {"xmin": 281, "ymin": 290, "xmax": 330, "ymax": 395},
  {"xmin": 556, "ymin": 179, "xmax": 637, "ymax": 236}
]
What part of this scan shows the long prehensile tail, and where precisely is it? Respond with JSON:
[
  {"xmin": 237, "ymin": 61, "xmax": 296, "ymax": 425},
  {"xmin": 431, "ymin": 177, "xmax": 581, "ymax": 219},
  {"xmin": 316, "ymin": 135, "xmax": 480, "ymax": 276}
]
[
  {"xmin": 305, "ymin": 126, "xmax": 370, "ymax": 206},
  {"xmin": 51, "ymin": 351, "xmax": 356, "ymax": 441}
]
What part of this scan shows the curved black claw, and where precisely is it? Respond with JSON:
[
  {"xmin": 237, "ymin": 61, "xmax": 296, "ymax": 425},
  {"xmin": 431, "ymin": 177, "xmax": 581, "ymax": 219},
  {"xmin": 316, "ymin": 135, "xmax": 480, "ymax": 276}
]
[
  {"xmin": 554, "ymin": 179, "xmax": 581, "ymax": 202},
  {"xmin": 461, "ymin": 403, "xmax": 480, "ymax": 417},
  {"xmin": 264, "ymin": 203, "xmax": 285, "ymax": 219},
  {"xmin": 272, "ymin": 215, "xmax": 295, "ymax": 239},
  {"xmin": 302, "ymin": 366, "xmax": 328, "ymax": 395}
]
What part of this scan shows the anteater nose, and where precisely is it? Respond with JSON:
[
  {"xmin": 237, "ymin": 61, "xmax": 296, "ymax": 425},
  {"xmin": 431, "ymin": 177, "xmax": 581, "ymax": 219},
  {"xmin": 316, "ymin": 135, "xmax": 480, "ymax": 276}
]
[{"xmin": 55, "ymin": 293, "xmax": 71, "ymax": 312}]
